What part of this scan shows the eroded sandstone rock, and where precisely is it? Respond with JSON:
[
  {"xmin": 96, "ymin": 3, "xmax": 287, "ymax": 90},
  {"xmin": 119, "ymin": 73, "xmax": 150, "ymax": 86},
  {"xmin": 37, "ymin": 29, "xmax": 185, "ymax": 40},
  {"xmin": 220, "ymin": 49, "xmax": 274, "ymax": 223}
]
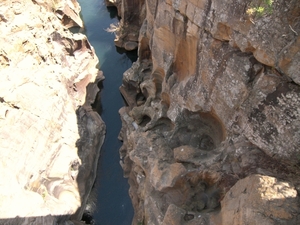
[
  {"xmin": 116, "ymin": 0, "xmax": 300, "ymax": 224},
  {"xmin": 219, "ymin": 175, "xmax": 300, "ymax": 224},
  {"xmin": 0, "ymin": 0, "xmax": 105, "ymax": 224},
  {"xmin": 105, "ymin": 0, "xmax": 145, "ymax": 49}
]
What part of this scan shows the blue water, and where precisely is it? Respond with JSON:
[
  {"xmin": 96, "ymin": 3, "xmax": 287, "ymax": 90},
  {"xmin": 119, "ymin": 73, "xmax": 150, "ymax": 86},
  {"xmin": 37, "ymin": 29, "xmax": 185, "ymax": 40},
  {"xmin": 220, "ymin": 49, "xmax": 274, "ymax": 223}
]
[{"xmin": 77, "ymin": 0, "xmax": 135, "ymax": 224}]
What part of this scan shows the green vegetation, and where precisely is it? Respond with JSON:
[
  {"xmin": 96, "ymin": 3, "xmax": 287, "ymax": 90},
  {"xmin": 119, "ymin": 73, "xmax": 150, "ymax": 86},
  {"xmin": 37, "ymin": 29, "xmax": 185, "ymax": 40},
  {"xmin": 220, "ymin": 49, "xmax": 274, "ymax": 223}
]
[{"xmin": 247, "ymin": 0, "xmax": 273, "ymax": 17}]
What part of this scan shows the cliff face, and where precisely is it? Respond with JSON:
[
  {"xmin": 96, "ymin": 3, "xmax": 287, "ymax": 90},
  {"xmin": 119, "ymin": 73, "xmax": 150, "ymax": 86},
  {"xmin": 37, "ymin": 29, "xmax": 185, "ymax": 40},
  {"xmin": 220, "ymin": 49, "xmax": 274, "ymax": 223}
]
[
  {"xmin": 0, "ymin": 0, "xmax": 105, "ymax": 224},
  {"xmin": 105, "ymin": 0, "xmax": 146, "ymax": 50},
  {"xmin": 114, "ymin": 0, "xmax": 300, "ymax": 224}
]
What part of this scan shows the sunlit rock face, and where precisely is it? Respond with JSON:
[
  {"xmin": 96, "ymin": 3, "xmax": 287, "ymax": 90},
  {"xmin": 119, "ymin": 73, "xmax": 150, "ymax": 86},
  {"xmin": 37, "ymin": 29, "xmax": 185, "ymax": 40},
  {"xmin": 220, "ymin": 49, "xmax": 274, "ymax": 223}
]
[
  {"xmin": 0, "ymin": 0, "xmax": 105, "ymax": 224},
  {"xmin": 116, "ymin": 0, "xmax": 300, "ymax": 224},
  {"xmin": 220, "ymin": 175, "xmax": 299, "ymax": 225}
]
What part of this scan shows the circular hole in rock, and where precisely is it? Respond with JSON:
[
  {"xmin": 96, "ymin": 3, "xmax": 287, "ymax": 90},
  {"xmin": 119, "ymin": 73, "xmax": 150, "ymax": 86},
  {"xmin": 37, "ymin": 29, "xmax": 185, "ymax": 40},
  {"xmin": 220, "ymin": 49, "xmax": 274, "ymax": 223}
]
[
  {"xmin": 161, "ymin": 171, "xmax": 221, "ymax": 214},
  {"xmin": 171, "ymin": 110, "xmax": 225, "ymax": 150},
  {"xmin": 136, "ymin": 92, "xmax": 146, "ymax": 106},
  {"xmin": 184, "ymin": 213, "xmax": 194, "ymax": 221},
  {"xmin": 199, "ymin": 134, "xmax": 215, "ymax": 150},
  {"xmin": 139, "ymin": 115, "xmax": 151, "ymax": 127}
]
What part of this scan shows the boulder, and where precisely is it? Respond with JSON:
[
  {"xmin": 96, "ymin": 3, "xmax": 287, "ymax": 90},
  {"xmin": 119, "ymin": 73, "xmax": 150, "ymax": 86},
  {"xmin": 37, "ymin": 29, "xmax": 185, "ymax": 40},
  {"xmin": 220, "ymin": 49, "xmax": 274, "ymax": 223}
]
[{"xmin": 220, "ymin": 175, "xmax": 300, "ymax": 225}]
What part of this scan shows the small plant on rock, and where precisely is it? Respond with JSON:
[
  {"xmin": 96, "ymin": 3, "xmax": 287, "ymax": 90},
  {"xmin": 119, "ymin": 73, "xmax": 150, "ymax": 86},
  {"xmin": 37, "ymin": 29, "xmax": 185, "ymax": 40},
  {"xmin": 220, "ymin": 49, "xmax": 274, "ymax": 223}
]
[
  {"xmin": 105, "ymin": 22, "xmax": 121, "ymax": 35},
  {"xmin": 247, "ymin": 0, "xmax": 273, "ymax": 17}
]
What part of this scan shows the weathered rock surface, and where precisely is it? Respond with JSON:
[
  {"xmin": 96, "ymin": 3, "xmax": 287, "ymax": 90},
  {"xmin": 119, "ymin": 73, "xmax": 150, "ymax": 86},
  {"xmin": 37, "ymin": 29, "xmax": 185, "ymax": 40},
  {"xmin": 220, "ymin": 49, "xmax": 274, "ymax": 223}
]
[
  {"xmin": 220, "ymin": 175, "xmax": 299, "ymax": 225},
  {"xmin": 115, "ymin": 0, "xmax": 300, "ymax": 224},
  {"xmin": 0, "ymin": 0, "xmax": 105, "ymax": 224},
  {"xmin": 105, "ymin": 0, "xmax": 145, "ymax": 50}
]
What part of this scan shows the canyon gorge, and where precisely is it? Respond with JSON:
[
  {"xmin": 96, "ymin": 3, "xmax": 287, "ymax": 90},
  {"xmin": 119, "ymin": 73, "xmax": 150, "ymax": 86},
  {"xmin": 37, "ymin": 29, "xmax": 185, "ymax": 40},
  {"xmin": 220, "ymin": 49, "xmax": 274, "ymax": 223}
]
[{"xmin": 0, "ymin": 0, "xmax": 299, "ymax": 225}]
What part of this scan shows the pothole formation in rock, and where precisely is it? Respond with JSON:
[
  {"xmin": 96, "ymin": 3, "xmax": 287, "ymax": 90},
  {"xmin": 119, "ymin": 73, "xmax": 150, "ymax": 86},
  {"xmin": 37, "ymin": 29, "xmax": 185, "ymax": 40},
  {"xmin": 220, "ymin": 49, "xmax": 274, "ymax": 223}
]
[
  {"xmin": 170, "ymin": 109, "xmax": 225, "ymax": 150},
  {"xmin": 161, "ymin": 170, "xmax": 221, "ymax": 213},
  {"xmin": 119, "ymin": 55, "xmax": 300, "ymax": 224},
  {"xmin": 116, "ymin": 2, "xmax": 300, "ymax": 223},
  {"xmin": 119, "ymin": 60, "xmax": 231, "ymax": 224}
]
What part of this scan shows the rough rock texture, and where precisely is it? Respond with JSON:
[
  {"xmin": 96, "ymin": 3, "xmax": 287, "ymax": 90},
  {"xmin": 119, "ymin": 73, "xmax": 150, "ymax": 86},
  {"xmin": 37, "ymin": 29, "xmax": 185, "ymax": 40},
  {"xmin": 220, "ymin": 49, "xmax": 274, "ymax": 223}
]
[
  {"xmin": 115, "ymin": 0, "xmax": 300, "ymax": 224},
  {"xmin": 220, "ymin": 175, "xmax": 299, "ymax": 225},
  {"xmin": 0, "ymin": 0, "xmax": 105, "ymax": 224},
  {"xmin": 105, "ymin": 0, "xmax": 146, "ymax": 50}
]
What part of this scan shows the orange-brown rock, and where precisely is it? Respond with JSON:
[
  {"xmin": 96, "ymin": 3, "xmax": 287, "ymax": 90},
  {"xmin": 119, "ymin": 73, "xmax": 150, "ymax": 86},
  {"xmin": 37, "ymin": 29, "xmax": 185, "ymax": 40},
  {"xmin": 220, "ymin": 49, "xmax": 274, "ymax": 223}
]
[{"xmin": 116, "ymin": 0, "xmax": 300, "ymax": 224}]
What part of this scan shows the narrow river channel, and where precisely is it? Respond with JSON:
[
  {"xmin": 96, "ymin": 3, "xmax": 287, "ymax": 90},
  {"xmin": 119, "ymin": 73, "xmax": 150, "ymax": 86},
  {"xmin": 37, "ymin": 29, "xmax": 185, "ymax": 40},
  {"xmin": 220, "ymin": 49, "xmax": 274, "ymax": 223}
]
[{"xmin": 77, "ymin": 0, "xmax": 136, "ymax": 224}]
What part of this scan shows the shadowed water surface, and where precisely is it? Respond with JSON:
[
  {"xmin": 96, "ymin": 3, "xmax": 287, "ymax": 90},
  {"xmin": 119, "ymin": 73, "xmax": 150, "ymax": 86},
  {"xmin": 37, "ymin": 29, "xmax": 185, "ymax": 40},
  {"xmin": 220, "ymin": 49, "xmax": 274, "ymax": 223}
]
[{"xmin": 77, "ymin": 0, "xmax": 136, "ymax": 224}]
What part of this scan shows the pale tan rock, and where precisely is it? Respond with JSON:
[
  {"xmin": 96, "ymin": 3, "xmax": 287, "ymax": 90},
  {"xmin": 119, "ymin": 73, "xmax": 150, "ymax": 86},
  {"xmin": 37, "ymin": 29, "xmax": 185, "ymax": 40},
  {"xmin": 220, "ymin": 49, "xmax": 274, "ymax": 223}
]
[
  {"xmin": 0, "ymin": 0, "xmax": 105, "ymax": 223},
  {"xmin": 219, "ymin": 175, "xmax": 299, "ymax": 224}
]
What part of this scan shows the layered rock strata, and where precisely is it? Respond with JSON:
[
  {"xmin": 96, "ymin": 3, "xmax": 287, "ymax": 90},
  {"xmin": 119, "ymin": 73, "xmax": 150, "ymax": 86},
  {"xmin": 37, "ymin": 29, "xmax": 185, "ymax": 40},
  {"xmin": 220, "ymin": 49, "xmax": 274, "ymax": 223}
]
[
  {"xmin": 115, "ymin": 0, "xmax": 300, "ymax": 224},
  {"xmin": 0, "ymin": 0, "xmax": 105, "ymax": 224}
]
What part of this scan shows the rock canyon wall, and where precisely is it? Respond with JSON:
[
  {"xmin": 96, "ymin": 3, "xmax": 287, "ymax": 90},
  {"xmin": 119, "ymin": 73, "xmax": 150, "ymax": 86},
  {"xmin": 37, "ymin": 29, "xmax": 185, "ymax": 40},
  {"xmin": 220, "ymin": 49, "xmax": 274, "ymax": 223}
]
[
  {"xmin": 0, "ymin": 0, "xmax": 105, "ymax": 224},
  {"xmin": 107, "ymin": 0, "xmax": 300, "ymax": 224}
]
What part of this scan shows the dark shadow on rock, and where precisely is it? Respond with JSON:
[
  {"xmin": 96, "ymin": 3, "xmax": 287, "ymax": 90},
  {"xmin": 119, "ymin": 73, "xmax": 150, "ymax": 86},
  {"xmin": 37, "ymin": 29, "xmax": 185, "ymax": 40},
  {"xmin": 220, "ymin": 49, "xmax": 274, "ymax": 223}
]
[
  {"xmin": 116, "ymin": 47, "xmax": 138, "ymax": 62},
  {"xmin": 0, "ymin": 215, "xmax": 71, "ymax": 225},
  {"xmin": 0, "ymin": 215, "xmax": 93, "ymax": 225},
  {"xmin": 71, "ymin": 72, "xmax": 106, "ymax": 222},
  {"xmin": 107, "ymin": 6, "xmax": 120, "ymax": 20}
]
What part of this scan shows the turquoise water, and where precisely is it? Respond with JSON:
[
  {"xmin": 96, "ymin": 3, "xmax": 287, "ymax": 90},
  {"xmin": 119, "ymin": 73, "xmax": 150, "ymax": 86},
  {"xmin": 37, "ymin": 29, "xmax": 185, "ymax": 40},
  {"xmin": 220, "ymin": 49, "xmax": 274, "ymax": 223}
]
[{"xmin": 77, "ymin": 0, "xmax": 136, "ymax": 224}]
